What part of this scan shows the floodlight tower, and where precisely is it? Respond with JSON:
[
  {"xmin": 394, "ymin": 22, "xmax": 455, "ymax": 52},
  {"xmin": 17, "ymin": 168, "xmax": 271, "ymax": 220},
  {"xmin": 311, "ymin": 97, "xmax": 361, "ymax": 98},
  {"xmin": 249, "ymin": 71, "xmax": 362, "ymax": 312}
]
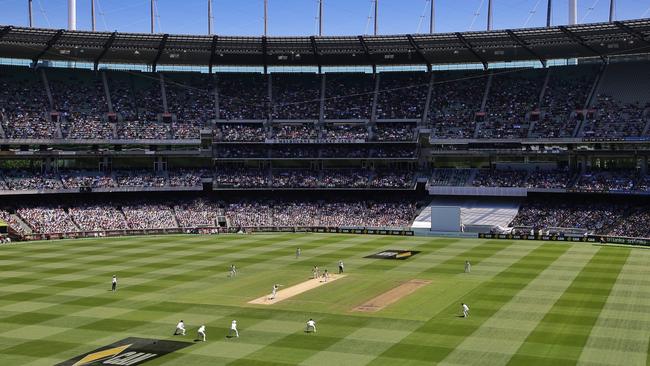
[
  {"xmin": 91, "ymin": 0, "xmax": 96, "ymax": 31},
  {"xmin": 609, "ymin": 0, "xmax": 615, "ymax": 22},
  {"xmin": 374, "ymin": 0, "xmax": 378, "ymax": 35},
  {"xmin": 546, "ymin": 0, "xmax": 552, "ymax": 27},
  {"xmin": 569, "ymin": 0, "xmax": 577, "ymax": 25},
  {"xmin": 318, "ymin": 0, "xmax": 323, "ymax": 36},
  {"xmin": 28, "ymin": 0, "xmax": 33, "ymax": 27},
  {"xmin": 487, "ymin": 0, "xmax": 493, "ymax": 31},
  {"xmin": 430, "ymin": 0, "xmax": 435, "ymax": 33},
  {"xmin": 208, "ymin": 0, "xmax": 213, "ymax": 34},
  {"xmin": 264, "ymin": 0, "xmax": 268, "ymax": 36},
  {"xmin": 151, "ymin": 0, "xmax": 155, "ymax": 33},
  {"xmin": 68, "ymin": 0, "xmax": 77, "ymax": 30}
]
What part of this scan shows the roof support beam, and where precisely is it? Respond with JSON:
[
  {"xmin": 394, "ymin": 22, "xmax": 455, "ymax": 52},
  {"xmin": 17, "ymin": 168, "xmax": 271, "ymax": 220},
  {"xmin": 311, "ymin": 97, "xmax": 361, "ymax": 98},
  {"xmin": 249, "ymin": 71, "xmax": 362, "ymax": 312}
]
[
  {"xmin": 0, "ymin": 26, "xmax": 12, "ymax": 41},
  {"xmin": 455, "ymin": 32, "xmax": 488, "ymax": 70},
  {"xmin": 94, "ymin": 31, "xmax": 117, "ymax": 71},
  {"xmin": 614, "ymin": 21, "xmax": 650, "ymax": 48},
  {"xmin": 151, "ymin": 34, "xmax": 169, "ymax": 73},
  {"xmin": 310, "ymin": 36, "xmax": 322, "ymax": 74},
  {"xmin": 208, "ymin": 35, "xmax": 219, "ymax": 74},
  {"xmin": 32, "ymin": 29, "xmax": 64, "ymax": 66},
  {"xmin": 261, "ymin": 36, "xmax": 268, "ymax": 74},
  {"xmin": 559, "ymin": 26, "xmax": 607, "ymax": 62},
  {"xmin": 357, "ymin": 35, "xmax": 376, "ymax": 74},
  {"xmin": 506, "ymin": 29, "xmax": 547, "ymax": 67},
  {"xmin": 406, "ymin": 34, "xmax": 431, "ymax": 72}
]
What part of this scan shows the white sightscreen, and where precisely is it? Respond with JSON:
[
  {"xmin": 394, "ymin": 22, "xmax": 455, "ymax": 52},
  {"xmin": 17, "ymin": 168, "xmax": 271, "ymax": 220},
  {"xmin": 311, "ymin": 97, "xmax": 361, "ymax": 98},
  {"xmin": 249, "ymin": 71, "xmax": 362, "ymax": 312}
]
[{"xmin": 430, "ymin": 206, "xmax": 461, "ymax": 232}]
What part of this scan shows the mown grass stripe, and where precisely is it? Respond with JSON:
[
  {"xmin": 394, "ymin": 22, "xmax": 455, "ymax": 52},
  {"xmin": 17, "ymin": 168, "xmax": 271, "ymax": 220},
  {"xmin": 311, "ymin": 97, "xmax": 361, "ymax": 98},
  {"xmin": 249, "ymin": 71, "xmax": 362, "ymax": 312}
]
[
  {"xmin": 0, "ymin": 234, "xmax": 286, "ymax": 283},
  {"xmin": 366, "ymin": 243, "xmax": 570, "ymax": 365},
  {"xmin": 225, "ymin": 315, "xmax": 375, "ymax": 366},
  {"xmin": 1, "ymin": 234, "xmax": 646, "ymax": 366},
  {"xmin": 216, "ymin": 236, "xmax": 426, "ymax": 365},
  {"xmin": 354, "ymin": 237, "xmax": 461, "ymax": 272},
  {"xmin": 421, "ymin": 240, "xmax": 516, "ymax": 275},
  {"xmin": 576, "ymin": 249, "xmax": 650, "ymax": 366},
  {"xmin": 213, "ymin": 238, "xmax": 418, "ymax": 365},
  {"xmin": 35, "ymin": 234, "xmax": 392, "ymax": 364},
  {"xmin": 506, "ymin": 246, "xmax": 630, "ymax": 366},
  {"xmin": 300, "ymin": 242, "xmax": 542, "ymax": 365},
  {"xmin": 0, "ymin": 234, "xmax": 308, "ymax": 327},
  {"xmin": 438, "ymin": 245, "xmax": 599, "ymax": 366},
  {"xmin": 126, "ymin": 234, "xmax": 364, "ymax": 298}
]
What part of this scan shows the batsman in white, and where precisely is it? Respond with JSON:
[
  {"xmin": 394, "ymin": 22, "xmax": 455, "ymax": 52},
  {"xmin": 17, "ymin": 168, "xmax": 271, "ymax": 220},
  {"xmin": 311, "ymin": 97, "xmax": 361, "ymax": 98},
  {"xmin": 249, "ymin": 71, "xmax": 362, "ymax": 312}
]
[
  {"xmin": 269, "ymin": 284, "xmax": 283, "ymax": 300},
  {"xmin": 321, "ymin": 269, "xmax": 329, "ymax": 283}
]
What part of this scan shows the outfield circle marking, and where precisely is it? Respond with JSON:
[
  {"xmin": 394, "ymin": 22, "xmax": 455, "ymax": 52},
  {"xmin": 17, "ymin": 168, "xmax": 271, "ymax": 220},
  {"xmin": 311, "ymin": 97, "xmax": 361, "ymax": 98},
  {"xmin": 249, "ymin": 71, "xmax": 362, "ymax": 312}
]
[
  {"xmin": 248, "ymin": 274, "xmax": 347, "ymax": 305},
  {"xmin": 352, "ymin": 279, "xmax": 431, "ymax": 312}
]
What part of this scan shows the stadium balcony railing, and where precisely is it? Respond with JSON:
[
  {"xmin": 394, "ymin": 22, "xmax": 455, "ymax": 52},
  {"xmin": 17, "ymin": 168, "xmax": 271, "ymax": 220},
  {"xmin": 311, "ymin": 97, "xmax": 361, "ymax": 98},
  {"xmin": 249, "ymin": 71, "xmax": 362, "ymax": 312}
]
[
  {"xmin": 0, "ymin": 185, "xmax": 204, "ymax": 196},
  {"xmin": 0, "ymin": 138, "xmax": 201, "ymax": 145},
  {"xmin": 15, "ymin": 226, "xmax": 415, "ymax": 241}
]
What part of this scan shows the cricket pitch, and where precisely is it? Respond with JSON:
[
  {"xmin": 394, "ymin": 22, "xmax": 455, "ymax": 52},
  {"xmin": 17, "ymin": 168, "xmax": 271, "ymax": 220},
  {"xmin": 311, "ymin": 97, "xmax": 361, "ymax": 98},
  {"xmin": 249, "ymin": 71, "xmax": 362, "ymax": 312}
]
[
  {"xmin": 248, "ymin": 274, "xmax": 347, "ymax": 305},
  {"xmin": 353, "ymin": 279, "xmax": 431, "ymax": 312}
]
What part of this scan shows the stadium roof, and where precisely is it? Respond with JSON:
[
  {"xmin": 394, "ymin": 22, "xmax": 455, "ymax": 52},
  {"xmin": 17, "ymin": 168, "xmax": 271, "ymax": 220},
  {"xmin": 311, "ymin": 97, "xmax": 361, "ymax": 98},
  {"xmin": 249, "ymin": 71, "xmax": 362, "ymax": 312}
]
[{"xmin": 0, "ymin": 18, "xmax": 649, "ymax": 71}]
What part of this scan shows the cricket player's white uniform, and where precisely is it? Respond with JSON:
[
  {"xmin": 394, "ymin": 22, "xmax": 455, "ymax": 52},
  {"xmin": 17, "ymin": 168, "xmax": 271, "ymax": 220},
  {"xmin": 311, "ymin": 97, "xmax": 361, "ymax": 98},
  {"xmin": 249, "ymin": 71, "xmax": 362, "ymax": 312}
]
[
  {"xmin": 464, "ymin": 261, "xmax": 471, "ymax": 273},
  {"xmin": 229, "ymin": 320, "xmax": 239, "ymax": 337},
  {"xmin": 462, "ymin": 304, "xmax": 470, "ymax": 318},
  {"xmin": 198, "ymin": 325, "xmax": 206, "ymax": 341},
  {"xmin": 270, "ymin": 285, "xmax": 278, "ymax": 300},
  {"xmin": 176, "ymin": 321, "xmax": 186, "ymax": 335},
  {"xmin": 306, "ymin": 320, "xmax": 316, "ymax": 332}
]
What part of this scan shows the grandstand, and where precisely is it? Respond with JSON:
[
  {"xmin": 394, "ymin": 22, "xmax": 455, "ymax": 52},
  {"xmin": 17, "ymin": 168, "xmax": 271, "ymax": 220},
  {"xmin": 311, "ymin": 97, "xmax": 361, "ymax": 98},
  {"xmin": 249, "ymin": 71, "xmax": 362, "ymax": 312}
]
[{"xmin": 0, "ymin": 17, "xmax": 648, "ymax": 244}]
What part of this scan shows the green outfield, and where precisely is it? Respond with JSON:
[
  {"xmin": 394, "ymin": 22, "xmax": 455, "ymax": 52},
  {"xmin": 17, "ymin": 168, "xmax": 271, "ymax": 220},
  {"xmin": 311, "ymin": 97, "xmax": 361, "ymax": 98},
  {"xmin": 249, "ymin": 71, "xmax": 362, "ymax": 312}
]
[{"xmin": 1, "ymin": 233, "xmax": 649, "ymax": 365}]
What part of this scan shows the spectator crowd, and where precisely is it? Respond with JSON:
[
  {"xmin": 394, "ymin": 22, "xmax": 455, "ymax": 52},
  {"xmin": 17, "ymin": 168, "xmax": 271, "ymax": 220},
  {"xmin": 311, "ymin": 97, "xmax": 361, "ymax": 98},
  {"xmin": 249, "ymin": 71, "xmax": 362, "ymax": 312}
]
[
  {"xmin": 0, "ymin": 198, "xmax": 417, "ymax": 235},
  {"xmin": 1, "ymin": 65, "xmax": 649, "ymax": 141}
]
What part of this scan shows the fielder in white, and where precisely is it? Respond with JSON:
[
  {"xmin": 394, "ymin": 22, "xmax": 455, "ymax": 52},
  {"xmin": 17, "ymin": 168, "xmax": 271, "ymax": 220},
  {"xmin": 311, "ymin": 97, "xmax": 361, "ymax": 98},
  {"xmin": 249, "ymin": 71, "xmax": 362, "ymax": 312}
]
[
  {"xmin": 461, "ymin": 303, "xmax": 470, "ymax": 318},
  {"xmin": 175, "ymin": 320, "xmax": 186, "ymax": 335},
  {"xmin": 305, "ymin": 319, "xmax": 317, "ymax": 333},
  {"xmin": 197, "ymin": 324, "xmax": 206, "ymax": 341},
  {"xmin": 464, "ymin": 260, "xmax": 471, "ymax": 273},
  {"xmin": 228, "ymin": 320, "xmax": 239, "ymax": 338}
]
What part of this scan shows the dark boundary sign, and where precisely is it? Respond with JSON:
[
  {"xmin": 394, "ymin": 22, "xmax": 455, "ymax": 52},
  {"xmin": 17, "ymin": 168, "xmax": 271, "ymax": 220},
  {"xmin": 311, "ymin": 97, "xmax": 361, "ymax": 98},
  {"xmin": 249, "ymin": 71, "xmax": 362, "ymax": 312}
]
[
  {"xmin": 365, "ymin": 250, "xmax": 421, "ymax": 260},
  {"xmin": 55, "ymin": 337, "xmax": 192, "ymax": 366},
  {"xmin": 478, "ymin": 233, "xmax": 650, "ymax": 247}
]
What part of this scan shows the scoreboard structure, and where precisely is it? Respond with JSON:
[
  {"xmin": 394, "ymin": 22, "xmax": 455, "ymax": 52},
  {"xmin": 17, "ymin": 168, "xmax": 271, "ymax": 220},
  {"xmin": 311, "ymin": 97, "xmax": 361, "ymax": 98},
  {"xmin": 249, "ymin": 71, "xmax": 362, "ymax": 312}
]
[{"xmin": 430, "ymin": 206, "xmax": 462, "ymax": 232}]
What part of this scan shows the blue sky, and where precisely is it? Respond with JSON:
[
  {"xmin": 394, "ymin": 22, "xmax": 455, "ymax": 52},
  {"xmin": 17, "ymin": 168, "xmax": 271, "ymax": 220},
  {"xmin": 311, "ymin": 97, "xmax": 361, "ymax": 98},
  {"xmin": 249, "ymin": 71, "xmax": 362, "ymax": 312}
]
[{"xmin": 0, "ymin": 0, "xmax": 648, "ymax": 36}]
